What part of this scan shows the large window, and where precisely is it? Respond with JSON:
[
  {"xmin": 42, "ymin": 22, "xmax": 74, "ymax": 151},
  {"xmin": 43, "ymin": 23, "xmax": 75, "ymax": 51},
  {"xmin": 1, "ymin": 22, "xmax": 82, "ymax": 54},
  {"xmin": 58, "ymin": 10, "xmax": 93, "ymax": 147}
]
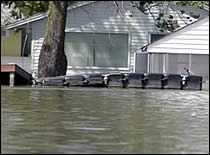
[{"xmin": 64, "ymin": 32, "xmax": 128, "ymax": 68}]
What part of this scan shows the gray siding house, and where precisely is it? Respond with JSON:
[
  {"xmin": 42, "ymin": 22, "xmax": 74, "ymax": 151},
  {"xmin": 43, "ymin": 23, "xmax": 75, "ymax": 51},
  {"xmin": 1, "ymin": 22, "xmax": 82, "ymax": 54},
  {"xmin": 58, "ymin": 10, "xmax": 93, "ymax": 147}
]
[{"xmin": 4, "ymin": 1, "xmax": 209, "ymax": 78}]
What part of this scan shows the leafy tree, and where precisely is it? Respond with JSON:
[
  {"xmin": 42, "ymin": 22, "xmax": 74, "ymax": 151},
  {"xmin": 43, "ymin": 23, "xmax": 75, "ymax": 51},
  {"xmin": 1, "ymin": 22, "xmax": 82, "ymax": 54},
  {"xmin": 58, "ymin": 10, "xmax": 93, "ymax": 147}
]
[
  {"xmin": 38, "ymin": 1, "xmax": 68, "ymax": 78},
  {"xmin": 130, "ymin": 1, "xmax": 208, "ymax": 32},
  {"xmin": 2, "ymin": 1, "xmax": 49, "ymax": 19},
  {"xmin": 1, "ymin": 3, "xmax": 17, "ymax": 26},
  {"xmin": 2, "ymin": 1, "xmax": 73, "ymax": 78},
  {"xmin": 175, "ymin": 1, "xmax": 208, "ymax": 8}
]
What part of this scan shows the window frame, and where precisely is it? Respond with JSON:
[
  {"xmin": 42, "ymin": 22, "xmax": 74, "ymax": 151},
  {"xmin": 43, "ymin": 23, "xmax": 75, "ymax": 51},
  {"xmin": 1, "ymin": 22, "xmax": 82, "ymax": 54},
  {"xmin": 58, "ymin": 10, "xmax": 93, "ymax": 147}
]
[{"xmin": 65, "ymin": 30, "xmax": 130, "ymax": 71}]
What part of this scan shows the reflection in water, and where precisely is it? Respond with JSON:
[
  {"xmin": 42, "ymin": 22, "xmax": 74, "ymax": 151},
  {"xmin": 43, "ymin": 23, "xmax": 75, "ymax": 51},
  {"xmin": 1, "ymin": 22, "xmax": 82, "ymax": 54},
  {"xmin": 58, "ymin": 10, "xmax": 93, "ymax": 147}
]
[{"xmin": 1, "ymin": 87, "xmax": 209, "ymax": 154}]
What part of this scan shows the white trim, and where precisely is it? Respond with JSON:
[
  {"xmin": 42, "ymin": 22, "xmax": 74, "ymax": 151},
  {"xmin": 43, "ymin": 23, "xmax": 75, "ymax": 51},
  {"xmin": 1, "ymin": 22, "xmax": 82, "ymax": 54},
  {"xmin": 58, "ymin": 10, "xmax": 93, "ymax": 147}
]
[
  {"xmin": 163, "ymin": 54, "xmax": 166, "ymax": 73},
  {"xmin": 166, "ymin": 53, "xmax": 168, "ymax": 73},
  {"xmin": 6, "ymin": 1, "xmax": 96, "ymax": 30},
  {"xmin": 67, "ymin": 66, "xmax": 129, "ymax": 71},
  {"xmin": 6, "ymin": 14, "xmax": 48, "ymax": 29},
  {"xmin": 149, "ymin": 51, "xmax": 209, "ymax": 55},
  {"xmin": 148, "ymin": 32, "xmax": 151, "ymax": 44},
  {"xmin": 65, "ymin": 29, "xmax": 130, "ymax": 34},
  {"xmin": 127, "ymin": 32, "xmax": 131, "ymax": 71}
]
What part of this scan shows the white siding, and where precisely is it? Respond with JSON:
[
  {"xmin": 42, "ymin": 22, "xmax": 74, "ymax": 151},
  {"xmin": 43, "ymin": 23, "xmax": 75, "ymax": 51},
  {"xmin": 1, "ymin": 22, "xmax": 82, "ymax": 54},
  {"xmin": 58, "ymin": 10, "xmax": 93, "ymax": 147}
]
[
  {"xmin": 137, "ymin": 17, "xmax": 209, "ymax": 83},
  {"xmin": 147, "ymin": 17, "xmax": 209, "ymax": 54},
  {"xmin": 30, "ymin": 1, "xmax": 205, "ymax": 78}
]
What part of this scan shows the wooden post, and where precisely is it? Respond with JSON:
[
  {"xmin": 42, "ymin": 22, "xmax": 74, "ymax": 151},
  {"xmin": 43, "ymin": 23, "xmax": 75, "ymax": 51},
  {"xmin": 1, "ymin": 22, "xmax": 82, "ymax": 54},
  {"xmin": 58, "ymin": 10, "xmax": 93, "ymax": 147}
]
[{"xmin": 9, "ymin": 72, "xmax": 15, "ymax": 87}]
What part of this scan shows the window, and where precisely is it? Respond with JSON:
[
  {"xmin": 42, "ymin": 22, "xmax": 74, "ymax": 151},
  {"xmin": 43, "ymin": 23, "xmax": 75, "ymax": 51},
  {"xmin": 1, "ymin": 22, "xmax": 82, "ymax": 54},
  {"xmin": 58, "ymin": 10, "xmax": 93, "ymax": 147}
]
[
  {"xmin": 150, "ymin": 33, "xmax": 168, "ymax": 43},
  {"xmin": 64, "ymin": 32, "xmax": 128, "ymax": 68}
]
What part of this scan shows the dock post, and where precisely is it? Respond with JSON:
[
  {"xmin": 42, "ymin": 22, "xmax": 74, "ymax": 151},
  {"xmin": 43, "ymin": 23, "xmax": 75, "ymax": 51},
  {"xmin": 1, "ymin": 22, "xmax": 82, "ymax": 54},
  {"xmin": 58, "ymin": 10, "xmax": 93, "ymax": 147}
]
[{"xmin": 9, "ymin": 72, "xmax": 15, "ymax": 87}]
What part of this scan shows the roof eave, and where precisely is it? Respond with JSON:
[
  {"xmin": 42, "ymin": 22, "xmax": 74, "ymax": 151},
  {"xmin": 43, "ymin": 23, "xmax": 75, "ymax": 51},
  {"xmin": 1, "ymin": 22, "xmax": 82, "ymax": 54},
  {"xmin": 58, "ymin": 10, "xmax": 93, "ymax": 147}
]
[
  {"xmin": 5, "ymin": 13, "xmax": 48, "ymax": 29},
  {"xmin": 144, "ymin": 16, "xmax": 209, "ymax": 50},
  {"xmin": 5, "ymin": 1, "xmax": 96, "ymax": 30}
]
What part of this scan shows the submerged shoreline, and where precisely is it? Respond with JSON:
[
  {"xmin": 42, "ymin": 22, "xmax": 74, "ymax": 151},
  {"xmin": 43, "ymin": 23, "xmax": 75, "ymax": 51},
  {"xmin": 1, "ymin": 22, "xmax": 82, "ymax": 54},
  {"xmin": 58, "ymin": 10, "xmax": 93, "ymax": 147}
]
[{"xmin": 2, "ymin": 87, "xmax": 209, "ymax": 154}]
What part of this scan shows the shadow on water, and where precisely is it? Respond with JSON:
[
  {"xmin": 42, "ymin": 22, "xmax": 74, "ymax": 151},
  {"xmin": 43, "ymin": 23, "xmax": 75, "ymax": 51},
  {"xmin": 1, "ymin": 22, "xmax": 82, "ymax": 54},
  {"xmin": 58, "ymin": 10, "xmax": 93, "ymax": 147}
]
[{"xmin": 1, "ymin": 87, "xmax": 209, "ymax": 154}]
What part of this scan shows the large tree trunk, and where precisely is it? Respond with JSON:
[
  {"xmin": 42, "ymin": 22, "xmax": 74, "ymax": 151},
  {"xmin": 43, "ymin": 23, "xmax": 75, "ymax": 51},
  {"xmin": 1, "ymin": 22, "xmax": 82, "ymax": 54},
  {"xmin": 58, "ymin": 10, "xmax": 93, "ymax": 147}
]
[{"xmin": 38, "ymin": 1, "xmax": 67, "ymax": 78}]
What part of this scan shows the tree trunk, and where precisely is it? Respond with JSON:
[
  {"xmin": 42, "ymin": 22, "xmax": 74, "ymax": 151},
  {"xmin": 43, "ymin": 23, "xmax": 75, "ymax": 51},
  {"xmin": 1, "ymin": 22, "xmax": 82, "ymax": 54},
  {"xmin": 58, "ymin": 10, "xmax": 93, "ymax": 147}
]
[{"xmin": 38, "ymin": 1, "xmax": 67, "ymax": 78}]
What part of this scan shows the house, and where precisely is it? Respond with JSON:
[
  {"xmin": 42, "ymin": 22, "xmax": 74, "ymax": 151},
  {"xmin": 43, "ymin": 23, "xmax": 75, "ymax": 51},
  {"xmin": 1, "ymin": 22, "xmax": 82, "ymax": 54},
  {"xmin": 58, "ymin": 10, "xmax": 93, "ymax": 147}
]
[
  {"xmin": 1, "ymin": 3, "xmax": 31, "ymax": 73},
  {"xmin": 2, "ymin": 1, "xmax": 209, "ymax": 79},
  {"xmin": 1, "ymin": 28, "xmax": 31, "ymax": 73},
  {"xmin": 136, "ymin": 16, "xmax": 209, "ymax": 83}
]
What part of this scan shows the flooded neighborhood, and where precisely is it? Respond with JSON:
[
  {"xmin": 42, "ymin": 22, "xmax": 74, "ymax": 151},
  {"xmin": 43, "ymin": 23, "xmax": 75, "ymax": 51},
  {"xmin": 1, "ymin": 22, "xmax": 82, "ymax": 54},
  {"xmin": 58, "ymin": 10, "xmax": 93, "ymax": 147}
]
[{"xmin": 1, "ymin": 1, "xmax": 209, "ymax": 154}]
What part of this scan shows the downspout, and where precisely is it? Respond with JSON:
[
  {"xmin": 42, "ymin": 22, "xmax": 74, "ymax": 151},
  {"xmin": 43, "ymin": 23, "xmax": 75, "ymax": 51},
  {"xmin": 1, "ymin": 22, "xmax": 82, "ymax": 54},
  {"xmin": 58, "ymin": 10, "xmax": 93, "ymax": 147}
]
[{"xmin": 22, "ymin": 34, "xmax": 28, "ymax": 56}]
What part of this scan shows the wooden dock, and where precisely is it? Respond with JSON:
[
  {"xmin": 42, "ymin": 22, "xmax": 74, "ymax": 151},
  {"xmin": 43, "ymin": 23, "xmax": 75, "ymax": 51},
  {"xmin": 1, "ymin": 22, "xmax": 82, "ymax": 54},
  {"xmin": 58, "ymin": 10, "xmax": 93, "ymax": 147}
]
[
  {"xmin": 1, "ymin": 64, "xmax": 32, "ymax": 87},
  {"xmin": 35, "ymin": 73, "xmax": 203, "ymax": 91}
]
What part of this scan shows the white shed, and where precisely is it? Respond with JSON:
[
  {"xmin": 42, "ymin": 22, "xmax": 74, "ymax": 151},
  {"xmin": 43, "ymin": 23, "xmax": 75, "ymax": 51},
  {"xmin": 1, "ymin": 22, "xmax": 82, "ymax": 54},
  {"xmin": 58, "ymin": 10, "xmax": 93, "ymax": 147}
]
[{"xmin": 136, "ymin": 16, "xmax": 209, "ymax": 81}]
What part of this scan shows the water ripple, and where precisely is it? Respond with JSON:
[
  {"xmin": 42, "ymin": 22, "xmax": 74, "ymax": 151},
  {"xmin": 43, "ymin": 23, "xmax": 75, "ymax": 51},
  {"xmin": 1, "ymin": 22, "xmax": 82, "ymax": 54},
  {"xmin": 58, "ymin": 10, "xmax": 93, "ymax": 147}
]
[{"xmin": 1, "ymin": 87, "xmax": 209, "ymax": 154}]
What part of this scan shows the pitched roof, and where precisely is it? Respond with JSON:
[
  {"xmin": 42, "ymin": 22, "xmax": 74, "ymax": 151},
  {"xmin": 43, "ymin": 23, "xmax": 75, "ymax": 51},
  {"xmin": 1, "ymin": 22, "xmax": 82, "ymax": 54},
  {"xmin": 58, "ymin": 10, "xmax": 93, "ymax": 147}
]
[
  {"xmin": 5, "ymin": 1, "xmax": 209, "ymax": 31},
  {"xmin": 141, "ymin": 15, "xmax": 209, "ymax": 51},
  {"xmin": 5, "ymin": 1, "xmax": 96, "ymax": 30}
]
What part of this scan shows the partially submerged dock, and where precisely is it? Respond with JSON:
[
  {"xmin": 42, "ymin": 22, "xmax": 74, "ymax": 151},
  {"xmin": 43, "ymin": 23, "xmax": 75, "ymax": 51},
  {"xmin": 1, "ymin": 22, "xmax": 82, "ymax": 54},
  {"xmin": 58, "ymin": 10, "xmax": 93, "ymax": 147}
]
[
  {"xmin": 35, "ymin": 73, "xmax": 203, "ymax": 91},
  {"xmin": 1, "ymin": 64, "xmax": 32, "ymax": 87},
  {"xmin": 1, "ymin": 64, "xmax": 203, "ymax": 91}
]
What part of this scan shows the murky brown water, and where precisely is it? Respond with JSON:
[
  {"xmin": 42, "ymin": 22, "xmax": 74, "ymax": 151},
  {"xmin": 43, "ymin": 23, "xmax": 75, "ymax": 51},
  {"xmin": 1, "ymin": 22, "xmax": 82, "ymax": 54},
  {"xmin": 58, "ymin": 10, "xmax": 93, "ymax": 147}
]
[{"xmin": 1, "ymin": 87, "xmax": 209, "ymax": 154}]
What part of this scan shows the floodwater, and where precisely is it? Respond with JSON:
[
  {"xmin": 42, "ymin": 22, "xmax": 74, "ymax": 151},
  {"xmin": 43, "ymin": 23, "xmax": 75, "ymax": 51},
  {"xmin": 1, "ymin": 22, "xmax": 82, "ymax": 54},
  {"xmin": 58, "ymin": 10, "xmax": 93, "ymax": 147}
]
[{"xmin": 1, "ymin": 87, "xmax": 209, "ymax": 154}]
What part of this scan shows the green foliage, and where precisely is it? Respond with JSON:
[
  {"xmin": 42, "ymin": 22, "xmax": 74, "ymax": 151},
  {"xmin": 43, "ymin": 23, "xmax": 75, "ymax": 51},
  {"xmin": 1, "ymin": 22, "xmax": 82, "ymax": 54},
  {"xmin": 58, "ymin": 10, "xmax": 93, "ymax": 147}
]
[
  {"xmin": 175, "ymin": 1, "xmax": 209, "ymax": 9},
  {"xmin": 16, "ymin": 1, "xmax": 49, "ymax": 17},
  {"xmin": 2, "ymin": 1, "xmax": 49, "ymax": 18},
  {"xmin": 132, "ymin": 1, "xmax": 208, "ymax": 32},
  {"xmin": 155, "ymin": 14, "xmax": 180, "ymax": 32},
  {"xmin": 2, "ymin": 1, "xmax": 77, "ymax": 18},
  {"xmin": 3, "ymin": 1, "xmax": 208, "ymax": 32},
  {"xmin": 4, "ymin": 1, "xmax": 208, "ymax": 19}
]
